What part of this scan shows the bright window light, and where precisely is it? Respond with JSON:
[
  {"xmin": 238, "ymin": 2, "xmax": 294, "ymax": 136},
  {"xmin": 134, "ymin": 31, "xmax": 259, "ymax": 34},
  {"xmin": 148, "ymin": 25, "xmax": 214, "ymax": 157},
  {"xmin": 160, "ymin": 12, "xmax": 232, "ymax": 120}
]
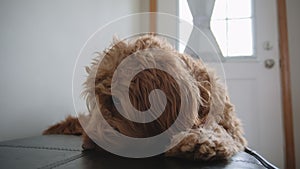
[{"xmin": 179, "ymin": 0, "xmax": 254, "ymax": 57}]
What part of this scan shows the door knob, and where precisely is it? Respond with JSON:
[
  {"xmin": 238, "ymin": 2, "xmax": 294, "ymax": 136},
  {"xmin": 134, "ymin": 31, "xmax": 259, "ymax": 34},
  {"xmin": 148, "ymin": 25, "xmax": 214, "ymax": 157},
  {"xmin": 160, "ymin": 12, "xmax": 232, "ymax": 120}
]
[{"xmin": 264, "ymin": 59, "xmax": 275, "ymax": 69}]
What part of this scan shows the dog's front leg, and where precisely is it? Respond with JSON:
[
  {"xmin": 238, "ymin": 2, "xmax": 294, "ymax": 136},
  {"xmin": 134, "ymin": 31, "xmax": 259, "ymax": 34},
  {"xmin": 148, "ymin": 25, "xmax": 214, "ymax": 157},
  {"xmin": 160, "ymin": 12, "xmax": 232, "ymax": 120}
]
[{"xmin": 165, "ymin": 127, "xmax": 244, "ymax": 161}]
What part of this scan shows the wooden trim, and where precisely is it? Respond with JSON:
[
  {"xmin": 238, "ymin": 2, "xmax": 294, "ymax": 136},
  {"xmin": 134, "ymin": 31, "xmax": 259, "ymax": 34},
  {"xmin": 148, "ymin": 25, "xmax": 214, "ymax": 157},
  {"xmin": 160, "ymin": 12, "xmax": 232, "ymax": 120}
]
[
  {"xmin": 149, "ymin": 0, "xmax": 157, "ymax": 32},
  {"xmin": 277, "ymin": 0, "xmax": 296, "ymax": 169}
]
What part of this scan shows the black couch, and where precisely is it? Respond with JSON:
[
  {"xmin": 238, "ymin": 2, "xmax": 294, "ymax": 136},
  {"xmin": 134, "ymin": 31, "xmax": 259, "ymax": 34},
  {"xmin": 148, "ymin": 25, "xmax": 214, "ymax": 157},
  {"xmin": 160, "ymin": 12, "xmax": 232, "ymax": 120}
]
[{"xmin": 0, "ymin": 135, "xmax": 278, "ymax": 169}]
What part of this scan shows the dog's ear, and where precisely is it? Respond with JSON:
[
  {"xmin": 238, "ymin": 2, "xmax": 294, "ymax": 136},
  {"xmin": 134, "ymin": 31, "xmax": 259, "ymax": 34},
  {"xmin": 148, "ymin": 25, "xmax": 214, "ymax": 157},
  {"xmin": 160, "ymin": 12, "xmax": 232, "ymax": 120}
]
[
  {"xmin": 187, "ymin": 59, "xmax": 212, "ymax": 121},
  {"xmin": 129, "ymin": 68, "xmax": 182, "ymax": 135}
]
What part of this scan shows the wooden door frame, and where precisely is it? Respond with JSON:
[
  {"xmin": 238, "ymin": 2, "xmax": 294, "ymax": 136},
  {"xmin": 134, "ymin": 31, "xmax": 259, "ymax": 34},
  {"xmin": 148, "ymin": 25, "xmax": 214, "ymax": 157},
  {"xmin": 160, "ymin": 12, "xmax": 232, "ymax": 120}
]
[
  {"xmin": 277, "ymin": 0, "xmax": 296, "ymax": 168},
  {"xmin": 149, "ymin": 0, "xmax": 296, "ymax": 168},
  {"xmin": 149, "ymin": 0, "xmax": 157, "ymax": 32}
]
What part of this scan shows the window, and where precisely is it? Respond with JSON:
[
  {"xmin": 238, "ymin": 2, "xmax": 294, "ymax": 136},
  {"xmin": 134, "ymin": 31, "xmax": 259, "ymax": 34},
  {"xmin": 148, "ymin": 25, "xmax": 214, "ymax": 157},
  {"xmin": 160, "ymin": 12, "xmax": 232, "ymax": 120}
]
[{"xmin": 179, "ymin": 0, "xmax": 254, "ymax": 57}]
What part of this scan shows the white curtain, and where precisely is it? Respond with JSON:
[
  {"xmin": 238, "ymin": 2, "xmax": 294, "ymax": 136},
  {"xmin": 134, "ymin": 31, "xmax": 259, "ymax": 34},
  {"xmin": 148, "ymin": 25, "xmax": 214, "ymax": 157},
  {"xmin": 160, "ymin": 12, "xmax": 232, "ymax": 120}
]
[{"xmin": 184, "ymin": 0, "xmax": 223, "ymax": 61}]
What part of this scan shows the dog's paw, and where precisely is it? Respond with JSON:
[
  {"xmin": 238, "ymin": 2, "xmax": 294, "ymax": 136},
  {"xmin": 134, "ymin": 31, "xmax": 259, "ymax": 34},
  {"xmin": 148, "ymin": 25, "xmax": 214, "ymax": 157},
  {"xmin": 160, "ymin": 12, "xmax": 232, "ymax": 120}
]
[
  {"xmin": 194, "ymin": 140, "xmax": 217, "ymax": 160},
  {"xmin": 166, "ymin": 128, "xmax": 240, "ymax": 161},
  {"xmin": 194, "ymin": 139, "xmax": 238, "ymax": 160},
  {"xmin": 178, "ymin": 134, "xmax": 199, "ymax": 153},
  {"xmin": 165, "ymin": 133, "xmax": 198, "ymax": 159}
]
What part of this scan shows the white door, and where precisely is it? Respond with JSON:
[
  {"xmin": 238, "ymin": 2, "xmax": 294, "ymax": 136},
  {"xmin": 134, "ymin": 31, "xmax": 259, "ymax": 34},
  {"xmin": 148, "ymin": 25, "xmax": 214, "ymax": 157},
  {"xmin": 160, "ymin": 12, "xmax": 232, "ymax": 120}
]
[{"xmin": 178, "ymin": 0, "xmax": 284, "ymax": 168}]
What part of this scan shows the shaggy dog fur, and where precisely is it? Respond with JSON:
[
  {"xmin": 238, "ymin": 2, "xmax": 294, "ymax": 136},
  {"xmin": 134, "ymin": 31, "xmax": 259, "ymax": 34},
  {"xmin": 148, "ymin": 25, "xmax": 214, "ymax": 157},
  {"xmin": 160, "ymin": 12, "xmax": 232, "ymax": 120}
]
[{"xmin": 44, "ymin": 35, "xmax": 247, "ymax": 161}]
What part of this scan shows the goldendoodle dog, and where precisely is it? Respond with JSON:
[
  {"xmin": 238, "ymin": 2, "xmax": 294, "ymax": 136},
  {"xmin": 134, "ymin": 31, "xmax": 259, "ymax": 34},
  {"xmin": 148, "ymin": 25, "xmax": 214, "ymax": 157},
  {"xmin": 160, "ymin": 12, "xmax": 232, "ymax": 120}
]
[{"xmin": 44, "ymin": 35, "xmax": 247, "ymax": 161}]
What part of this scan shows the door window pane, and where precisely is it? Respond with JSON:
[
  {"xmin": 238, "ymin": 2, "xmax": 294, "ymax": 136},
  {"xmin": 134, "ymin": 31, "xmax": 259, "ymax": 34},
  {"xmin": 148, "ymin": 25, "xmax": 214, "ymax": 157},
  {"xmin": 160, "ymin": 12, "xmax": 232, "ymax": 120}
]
[
  {"xmin": 227, "ymin": 19, "xmax": 253, "ymax": 56},
  {"xmin": 211, "ymin": 0, "xmax": 254, "ymax": 57},
  {"xmin": 211, "ymin": 0, "xmax": 227, "ymax": 20},
  {"xmin": 179, "ymin": 0, "xmax": 254, "ymax": 57},
  {"xmin": 210, "ymin": 20, "xmax": 227, "ymax": 55},
  {"xmin": 227, "ymin": 0, "xmax": 252, "ymax": 18}
]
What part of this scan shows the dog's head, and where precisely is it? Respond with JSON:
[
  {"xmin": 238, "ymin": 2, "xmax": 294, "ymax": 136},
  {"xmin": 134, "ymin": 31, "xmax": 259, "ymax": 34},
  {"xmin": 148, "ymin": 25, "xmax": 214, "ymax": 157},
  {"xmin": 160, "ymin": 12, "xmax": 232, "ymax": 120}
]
[
  {"xmin": 82, "ymin": 35, "xmax": 247, "ymax": 160},
  {"xmin": 83, "ymin": 35, "xmax": 212, "ymax": 139}
]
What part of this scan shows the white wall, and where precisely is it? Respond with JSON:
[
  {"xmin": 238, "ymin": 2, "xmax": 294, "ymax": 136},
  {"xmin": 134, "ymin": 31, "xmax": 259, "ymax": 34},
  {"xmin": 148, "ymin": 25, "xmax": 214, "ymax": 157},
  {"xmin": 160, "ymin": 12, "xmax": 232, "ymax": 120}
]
[
  {"xmin": 0, "ymin": 0, "xmax": 145, "ymax": 141},
  {"xmin": 286, "ymin": 0, "xmax": 300, "ymax": 168}
]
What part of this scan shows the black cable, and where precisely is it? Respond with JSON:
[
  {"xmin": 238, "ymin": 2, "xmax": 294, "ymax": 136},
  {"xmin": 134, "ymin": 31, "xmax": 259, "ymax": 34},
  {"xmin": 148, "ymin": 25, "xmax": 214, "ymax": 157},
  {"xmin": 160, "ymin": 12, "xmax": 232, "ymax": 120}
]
[{"xmin": 245, "ymin": 147, "xmax": 279, "ymax": 169}]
